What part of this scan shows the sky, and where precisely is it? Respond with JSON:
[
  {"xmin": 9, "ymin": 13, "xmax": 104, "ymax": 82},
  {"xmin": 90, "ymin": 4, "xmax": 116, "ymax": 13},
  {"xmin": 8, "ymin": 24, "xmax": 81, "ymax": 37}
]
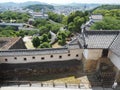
[{"xmin": 0, "ymin": 0, "xmax": 120, "ymax": 4}]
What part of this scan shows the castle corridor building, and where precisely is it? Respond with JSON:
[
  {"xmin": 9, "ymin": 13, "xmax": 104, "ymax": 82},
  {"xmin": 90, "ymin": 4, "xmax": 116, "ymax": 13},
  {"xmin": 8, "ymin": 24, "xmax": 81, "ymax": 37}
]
[{"xmin": 0, "ymin": 30, "xmax": 120, "ymax": 82}]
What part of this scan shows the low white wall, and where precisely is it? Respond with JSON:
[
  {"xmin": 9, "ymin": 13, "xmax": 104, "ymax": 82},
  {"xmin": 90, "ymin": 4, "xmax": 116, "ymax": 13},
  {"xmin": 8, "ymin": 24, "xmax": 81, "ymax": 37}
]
[
  {"xmin": 0, "ymin": 49, "xmax": 83, "ymax": 64},
  {"xmin": 83, "ymin": 49, "xmax": 103, "ymax": 60},
  {"xmin": 108, "ymin": 51, "xmax": 120, "ymax": 70}
]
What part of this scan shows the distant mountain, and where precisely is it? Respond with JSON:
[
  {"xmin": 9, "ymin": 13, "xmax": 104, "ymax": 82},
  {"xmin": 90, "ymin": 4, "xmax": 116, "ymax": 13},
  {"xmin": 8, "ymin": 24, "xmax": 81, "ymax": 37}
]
[
  {"xmin": 53, "ymin": 3, "xmax": 101, "ymax": 10},
  {"xmin": 93, "ymin": 5, "xmax": 120, "ymax": 10},
  {"xmin": 0, "ymin": 2, "xmax": 100, "ymax": 11},
  {"xmin": 0, "ymin": 1, "xmax": 48, "ymax": 8},
  {"xmin": 0, "ymin": 2, "xmax": 17, "ymax": 7},
  {"xmin": 25, "ymin": 4, "xmax": 54, "ymax": 11},
  {"xmin": 65, "ymin": 3, "xmax": 101, "ymax": 9},
  {"xmin": 20, "ymin": 1, "xmax": 47, "ymax": 7}
]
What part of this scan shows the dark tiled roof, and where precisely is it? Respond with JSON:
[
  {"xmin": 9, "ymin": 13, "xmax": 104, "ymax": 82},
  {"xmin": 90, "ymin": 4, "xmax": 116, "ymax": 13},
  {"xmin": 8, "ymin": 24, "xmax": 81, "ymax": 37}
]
[
  {"xmin": 66, "ymin": 43, "xmax": 81, "ymax": 49},
  {"xmin": 78, "ymin": 34, "xmax": 85, "ymax": 48},
  {"xmin": 90, "ymin": 14, "xmax": 103, "ymax": 20},
  {"xmin": 110, "ymin": 33, "xmax": 120, "ymax": 56},
  {"xmin": 0, "ymin": 37, "xmax": 21, "ymax": 50},
  {"xmin": 79, "ymin": 31, "xmax": 119, "ymax": 49},
  {"xmin": 0, "ymin": 23, "xmax": 24, "ymax": 27},
  {"xmin": 68, "ymin": 38, "xmax": 78, "ymax": 44},
  {"xmin": 0, "ymin": 48, "xmax": 68, "ymax": 56}
]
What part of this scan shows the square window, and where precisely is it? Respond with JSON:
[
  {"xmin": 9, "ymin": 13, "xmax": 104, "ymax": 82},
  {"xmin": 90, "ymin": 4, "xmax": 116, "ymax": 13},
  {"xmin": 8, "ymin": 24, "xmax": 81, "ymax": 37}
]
[
  {"xmin": 76, "ymin": 54, "xmax": 79, "ymax": 57},
  {"xmin": 50, "ymin": 55, "xmax": 53, "ymax": 58},
  {"xmin": 32, "ymin": 57, "xmax": 35, "ymax": 59},
  {"xmin": 14, "ymin": 57, "xmax": 17, "ymax": 60},
  {"xmin": 5, "ymin": 59, "xmax": 8, "ymax": 62},
  {"xmin": 41, "ymin": 57, "xmax": 45, "ymax": 60},
  {"xmin": 68, "ymin": 54, "xmax": 71, "ymax": 56},
  {"xmin": 59, "ymin": 56, "xmax": 62, "ymax": 59},
  {"xmin": 24, "ymin": 58, "xmax": 27, "ymax": 61}
]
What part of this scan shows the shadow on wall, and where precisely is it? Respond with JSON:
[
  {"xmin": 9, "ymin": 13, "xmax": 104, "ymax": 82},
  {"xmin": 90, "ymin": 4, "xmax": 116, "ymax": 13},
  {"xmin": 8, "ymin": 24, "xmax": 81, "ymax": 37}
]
[{"xmin": 0, "ymin": 60, "xmax": 83, "ymax": 81}]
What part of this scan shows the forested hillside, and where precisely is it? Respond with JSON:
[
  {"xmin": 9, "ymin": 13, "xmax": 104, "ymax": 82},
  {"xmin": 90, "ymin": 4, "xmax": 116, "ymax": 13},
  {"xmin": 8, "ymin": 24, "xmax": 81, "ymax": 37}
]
[
  {"xmin": 25, "ymin": 4, "xmax": 54, "ymax": 11},
  {"xmin": 93, "ymin": 5, "xmax": 120, "ymax": 11},
  {"xmin": 90, "ymin": 5, "xmax": 120, "ymax": 30}
]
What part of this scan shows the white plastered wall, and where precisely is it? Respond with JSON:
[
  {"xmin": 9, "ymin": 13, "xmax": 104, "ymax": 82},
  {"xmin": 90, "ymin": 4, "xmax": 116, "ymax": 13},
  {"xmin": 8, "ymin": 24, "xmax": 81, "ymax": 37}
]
[
  {"xmin": 0, "ymin": 49, "xmax": 83, "ymax": 64},
  {"xmin": 108, "ymin": 51, "xmax": 120, "ymax": 70},
  {"xmin": 83, "ymin": 49, "xmax": 103, "ymax": 60}
]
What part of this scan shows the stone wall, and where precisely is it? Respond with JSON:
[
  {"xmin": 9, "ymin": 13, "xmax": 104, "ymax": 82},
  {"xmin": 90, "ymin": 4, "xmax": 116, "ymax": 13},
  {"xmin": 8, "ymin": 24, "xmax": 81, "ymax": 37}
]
[
  {"xmin": 113, "ymin": 66, "xmax": 120, "ymax": 82},
  {"xmin": 82, "ymin": 56, "xmax": 98, "ymax": 73},
  {"xmin": 83, "ymin": 49, "xmax": 103, "ymax": 60},
  {"xmin": 0, "ymin": 60, "xmax": 82, "ymax": 80},
  {"xmin": 82, "ymin": 56, "xmax": 114, "ymax": 73}
]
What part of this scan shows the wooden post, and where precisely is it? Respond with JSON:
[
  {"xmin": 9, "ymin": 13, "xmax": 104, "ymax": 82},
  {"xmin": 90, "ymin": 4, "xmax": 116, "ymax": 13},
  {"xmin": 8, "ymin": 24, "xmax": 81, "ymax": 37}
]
[
  {"xmin": 29, "ymin": 82, "xmax": 32, "ymax": 87},
  {"xmin": 65, "ymin": 83, "xmax": 67, "ymax": 88},
  {"xmin": 53, "ymin": 82, "xmax": 55, "ymax": 87},
  {"xmin": 41, "ymin": 82, "xmax": 43, "ymax": 87},
  {"xmin": 78, "ymin": 84, "xmax": 80, "ymax": 88}
]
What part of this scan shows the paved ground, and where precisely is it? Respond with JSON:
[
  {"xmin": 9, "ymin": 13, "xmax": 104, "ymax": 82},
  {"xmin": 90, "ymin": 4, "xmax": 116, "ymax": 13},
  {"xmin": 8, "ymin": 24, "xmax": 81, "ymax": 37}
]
[
  {"xmin": 1, "ymin": 87, "xmax": 120, "ymax": 90},
  {"xmin": 2, "ymin": 81, "xmax": 120, "ymax": 90},
  {"xmin": 1, "ymin": 85, "xmax": 120, "ymax": 90},
  {"xmin": 0, "ymin": 87, "xmax": 96, "ymax": 90},
  {"xmin": 23, "ymin": 36, "xmax": 35, "ymax": 49}
]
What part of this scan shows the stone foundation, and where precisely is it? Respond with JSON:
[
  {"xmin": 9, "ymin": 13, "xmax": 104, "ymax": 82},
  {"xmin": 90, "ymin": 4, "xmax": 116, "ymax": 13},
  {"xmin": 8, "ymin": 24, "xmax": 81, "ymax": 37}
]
[
  {"xmin": 83, "ymin": 59, "xmax": 98, "ymax": 73},
  {"xmin": 83, "ymin": 57, "xmax": 115, "ymax": 73},
  {"xmin": 0, "ymin": 60, "xmax": 82, "ymax": 81},
  {"xmin": 82, "ymin": 55, "xmax": 98, "ymax": 73}
]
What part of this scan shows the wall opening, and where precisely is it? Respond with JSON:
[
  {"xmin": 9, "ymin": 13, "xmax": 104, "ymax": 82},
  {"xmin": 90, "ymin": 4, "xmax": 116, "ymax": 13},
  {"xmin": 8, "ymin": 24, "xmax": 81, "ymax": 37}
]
[
  {"xmin": 5, "ymin": 59, "xmax": 8, "ymax": 62},
  {"xmin": 32, "ymin": 57, "xmax": 35, "ymax": 59},
  {"xmin": 41, "ymin": 57, "xmax": 45, "ymax": 60},
  {"xmin": 24, "ymin": 58, "xmax": 27, "ymax": 61},
  {"xmin": 102, "ymin": 49, "xmax": 108, "ymax": 57},
  {"xmin": 50, "ymin": 55, "xmax": 53, "ymax": 58},
  {"xmin": 68, "ymin": 54, "xmax": 71, "ymax": 56},
  {"xmin": 14, "ymin": 57, "xmax": 17, "ymax": 60},
  {"xmin": 76, "ymin": 54, "xmax": 79, "ymax": 57},
  {"xmin": 59, "ymin": 56, "xmax": 62, "ymax": 59}
]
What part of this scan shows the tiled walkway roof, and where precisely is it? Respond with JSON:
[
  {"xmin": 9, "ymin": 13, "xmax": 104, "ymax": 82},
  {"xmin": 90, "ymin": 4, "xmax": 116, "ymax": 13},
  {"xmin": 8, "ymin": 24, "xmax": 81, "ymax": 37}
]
[
  {"xmin": 0, "ymin": 48, "xmax": 68, "ymax": 56},
  {"xmin": 79, "ymin": 30, "xmax": 119, "ymax": 49},
  {"xmin": 110, "ymin": 33, "xmax": 120, "ymax": 56}
]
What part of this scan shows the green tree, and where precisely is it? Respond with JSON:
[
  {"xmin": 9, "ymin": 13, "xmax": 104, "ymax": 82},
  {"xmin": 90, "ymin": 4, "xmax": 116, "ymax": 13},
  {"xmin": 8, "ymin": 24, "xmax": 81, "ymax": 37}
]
[
  {"xmin": 48, "ymin": 12, "xmax": 64, "ymax": 23},
  {"xmin": 51, "ymin": 24, "xmax": 60, "ymax": 33},
  {"xmin": 39, "ymin": 26, "xmax": 49, "ymax": 35},
  {"xmin": 32, "ymin": 37, "xmax": 40, "ymax": 48},
  {"xmin": 57, "ymin": 30, "xmax": 68, "ymax": 46},
  {"xmin": 74, "ymin": 16, "xmax": 85, "ymax": 32},
  {"xmin": 67, "ymin": 11, "xmax": 88, "ymax": 33},
  {"xmin": 0, "ymin": 11, "xmax": 30, "ymax": 23},
  {"xmin": 16, "ymin": 30, "xmax": 25, "ymax": 37},
  {"xmin": 34, "ymin": 19, "xmax": 47, "ymax": 27},
  {"xmin": 62, "ymin": 16, "xmax": 68, "ymax": 25},
  {"xmin": 58, "ymin": 39, "xmax": 66, "ymax": 46},
  {"xmin": 40, "ymin": 34, "xmax": 50, "ymax": 43},
  {"xmin": 91, "ymin": 17, "xmax": 120, "ymax": 30},
  {"xmin": 68, "ymin": 22, "xmax": 76, "ymax": 33},
  {"xmin": 4, "ymin": 26, "xmax": 16, "ymax": 30},
  {"xmin": 39, "ymin": 42, "xmax": 51, "ymax": 48}
]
